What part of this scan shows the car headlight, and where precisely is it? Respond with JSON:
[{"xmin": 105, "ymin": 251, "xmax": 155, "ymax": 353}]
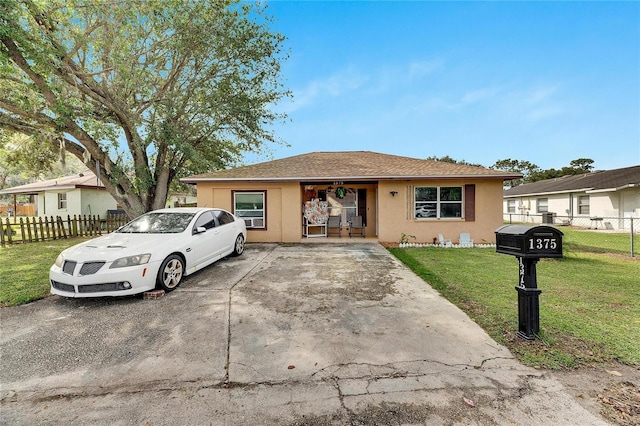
[
  {"xmin": 54, "ymin": 254, "xmax": 64, "ymax": 268},
  {"xmin": 110, "ymin": 254, "xmax": 151, "ymax": 269}
]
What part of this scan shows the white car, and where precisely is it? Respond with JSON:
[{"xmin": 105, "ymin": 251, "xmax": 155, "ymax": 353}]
[
  {"xmin": 415, "ymin": 205, "xmax": 437, "ymax": 218},
  {"xmin": 49, "ymin": 207, "xmax": 246, "ymax": 297}
]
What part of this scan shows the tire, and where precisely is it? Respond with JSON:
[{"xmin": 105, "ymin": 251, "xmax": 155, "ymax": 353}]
[
  {"xmin": 231, "ymin": 234, "xmax": 245, "ymax": 257},
  {"xmin": 156, "ymin": 254, "xmax": 184, "ymax": 292}
]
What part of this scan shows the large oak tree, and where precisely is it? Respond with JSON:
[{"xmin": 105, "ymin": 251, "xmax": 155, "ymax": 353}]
[{"xmin": 0, "ymin": 0, "xmax": 290, "ymax": 217}]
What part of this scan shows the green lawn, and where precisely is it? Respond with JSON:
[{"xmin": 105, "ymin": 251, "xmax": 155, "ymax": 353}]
[
  {"xmin": 388, "ymin": 247, "xmax": 640, "ymax": 369},
  {"xmin": 0, "ymin": 237, "xmax": 92, "ymax": 307},
  {"xmin": 560, "ymin": 226, "xmax": 638, "ymax": 256}
]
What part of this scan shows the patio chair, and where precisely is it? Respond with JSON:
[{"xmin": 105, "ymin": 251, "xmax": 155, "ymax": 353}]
[
  {"xmin": 438, "ymin": 233, "xmax": 452, "ymax": 248},
  {"xmin": 349, "ymin": 215, "xmax": 365, "ymax": 237},
  {"xmin": 459, "ymin": 232, "xmax": 474, "ymax": 248},
  {"xmin": 327, "ymin": 215, "xmax": 342, "ymax": 237}
]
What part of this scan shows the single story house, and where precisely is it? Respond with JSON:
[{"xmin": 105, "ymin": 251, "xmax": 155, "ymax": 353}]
[
  {"xmin": 182, "ymin": 151, "xmax": 520, "ymax": 244},
  {"xmin": 503, "ymin": 165, "xmax": 640, "ymax": 230},
  {"xmin": 0, "ymin": 171, "xmax": 118, "ymax": 218}
]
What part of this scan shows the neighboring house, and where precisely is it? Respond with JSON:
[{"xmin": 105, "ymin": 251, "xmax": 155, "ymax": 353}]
[
  {"xmin": 182, "ymin": 151, "xmax": 520, "ymax": 244},
  {"xmin": 166, "ymin": 193, "xmax": 198, "ymax": 208},
  {"xmin": 503, "ymin": 165, "xmax": 640, "ymax": 230},
  {"xmin": 0, "ymin": 170, "xmax": 118, "ymax": 218}
]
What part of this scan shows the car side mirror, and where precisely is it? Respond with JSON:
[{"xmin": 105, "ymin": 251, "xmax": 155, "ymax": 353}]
[{"xmin": 194, "ymin": 226, "xmax": 207, "ymax": 235}]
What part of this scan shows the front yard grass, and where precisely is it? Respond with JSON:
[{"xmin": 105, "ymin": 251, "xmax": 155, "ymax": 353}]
[
  {"xmin": 0, "ymin": 237, "xmax": 92, "ymax": 307},
  {"xmin": 388, "ymin": 247, "xmax": 640, "ymax": 369},
  {"xmin": 561, "ymin": 226, "xmax": 639, "ymax": 255}
]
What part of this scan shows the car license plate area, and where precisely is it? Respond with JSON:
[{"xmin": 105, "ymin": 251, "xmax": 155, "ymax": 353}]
[{"xmin": 77, "ymin": 282, "xmax": 130, "ymax": 293}]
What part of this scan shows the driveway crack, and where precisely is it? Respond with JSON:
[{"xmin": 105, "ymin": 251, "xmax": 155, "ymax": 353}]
[{"xmin": 223, "ymin": 245, "xmax": 279, "ymax": 387}]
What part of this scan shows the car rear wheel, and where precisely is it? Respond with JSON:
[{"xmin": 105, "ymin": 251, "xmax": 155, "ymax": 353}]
[
  {"xmin": 231, "ymin": 234, "xmax": 244, "ymax": 257},
  {"xmin": 157, "ymin": 254, "xmax": 184, "ymax": 292}
]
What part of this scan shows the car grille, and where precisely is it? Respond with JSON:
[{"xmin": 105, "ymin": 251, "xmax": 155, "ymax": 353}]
[
  {"xmin": 79, "ymin": 262, "xmax": 105, "ymax": 275},
  {"xmin": 62, "ymin": 260, "xmax": 77, "ymax": 275},
  {"xmin": 77, "ymin": 282, "xmax": 129, "ymax": 293},
  {"xmin": 51, "ymin": 281, "xmax": 75, "ymax": 293}
]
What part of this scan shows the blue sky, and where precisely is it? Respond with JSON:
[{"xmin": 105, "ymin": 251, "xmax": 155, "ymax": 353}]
[{"xmin": 250, "ymin": 1, "xmax": 639, "ymax": 171}]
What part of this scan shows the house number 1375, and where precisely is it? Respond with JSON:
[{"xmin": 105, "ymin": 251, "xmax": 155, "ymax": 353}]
[{"xmin": 529, "ymin": 238, "xmax": 557, "ymax": 250}]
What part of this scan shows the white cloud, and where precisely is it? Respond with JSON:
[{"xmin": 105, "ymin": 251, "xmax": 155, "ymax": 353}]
[
  {"xmin": 285, "ymin": 66, "xmax": 368, "ymax": 112},
  {"xmin": 512, "ymin": 84, "xmax": 565, "ymax": 122},
  {"xmin": 460, "ymin": 87, "xmax": 501, "ymax": 105},
  {"xmin": 525, "ymin": 105, "xmax": 565, "ymax": 122},
  {"xmin": 285, "ymin": 58, "xmax": 443, "ymax": 113},
  {"xmin": 523, "ymin": 85, "xmax": 558, "ymax": 105},
  {"xmin": 407, "ymin": 59, "xmax": 444, "ymax": 79}
]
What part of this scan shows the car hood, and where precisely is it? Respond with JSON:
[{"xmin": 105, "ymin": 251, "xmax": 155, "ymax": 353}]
[{"xmin": 61, "ymin": 232, "xmax": 184, "ymax": 262}]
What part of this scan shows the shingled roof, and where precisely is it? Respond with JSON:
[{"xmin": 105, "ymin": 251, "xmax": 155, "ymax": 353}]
[
  {"xmin": 183, "ymin": 151, "xmax": 520, "ymax": 182},
  {"xmin": 0, "ymin": 171, "xmax": 104, "ymax": 195},
  {"xmin": 504, "ymin": 165, "xmax": 640, "ymax": 197}
]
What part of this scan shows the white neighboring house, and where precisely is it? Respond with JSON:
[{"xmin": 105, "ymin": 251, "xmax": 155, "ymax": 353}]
[
  {"xmin": 0, "ymin": 171, "xmax": 118, "ymax": 218},
  {"xmin": 503, "ymin": 165, "xmax": 640, "ymax": 230}
]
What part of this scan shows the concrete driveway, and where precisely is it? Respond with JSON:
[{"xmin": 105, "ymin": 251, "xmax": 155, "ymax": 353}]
[{"xmin": 1, "ymin": 243, "xmax": 605, "ymax": 425}]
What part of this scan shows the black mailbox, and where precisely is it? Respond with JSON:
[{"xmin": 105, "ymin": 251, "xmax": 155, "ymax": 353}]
[
  {"xmin": 495, "ymin": 225, "xmax": 563, "ymax": 341},
  {"xmin": 495, "ymin": 225, "xmax": 563, "ymax": 259}
]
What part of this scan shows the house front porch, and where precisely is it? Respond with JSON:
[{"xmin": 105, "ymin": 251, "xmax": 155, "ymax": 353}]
[
  {"xmin": 299, "ymin": 236, "xmax": 380, "ymax": 244},
  {"xmin": 301, "ymin": 181, "xmax": 377, "ymax": 240}
]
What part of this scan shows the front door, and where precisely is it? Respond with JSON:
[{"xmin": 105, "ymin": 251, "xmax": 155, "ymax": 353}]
[{"xmin": 358, "ymin": 188, "xmax": 367, "ymax": 225}]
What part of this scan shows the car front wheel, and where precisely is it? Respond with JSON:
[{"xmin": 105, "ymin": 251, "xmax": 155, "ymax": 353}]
[
  {"xmin": 231, "ymin": 234, "xmax": 244, "ymax": 257},
  {"xmin": 157, "ymin": 254, "xmax": 184, "ymax": 292}
]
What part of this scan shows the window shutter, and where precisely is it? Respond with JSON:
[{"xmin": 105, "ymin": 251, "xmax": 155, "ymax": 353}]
[{"xmin": 464, "ymin": 184, "xmax": 475, "ymax": 221}]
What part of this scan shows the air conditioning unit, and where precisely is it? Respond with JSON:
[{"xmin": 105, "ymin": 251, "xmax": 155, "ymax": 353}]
[{"xmin": 243, "ymin": 218, "xmax": 264, "ymax": 228}]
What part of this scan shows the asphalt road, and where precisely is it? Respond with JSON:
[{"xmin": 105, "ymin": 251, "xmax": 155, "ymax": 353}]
[{"xmin": 0, "ymin": 243, "xmax": 607, "ymax": 425}]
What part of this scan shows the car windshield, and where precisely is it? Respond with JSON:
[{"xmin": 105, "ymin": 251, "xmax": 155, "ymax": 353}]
[{"xmin": 117, "ymin": 212, "xmax": 195, "ymax": 234}]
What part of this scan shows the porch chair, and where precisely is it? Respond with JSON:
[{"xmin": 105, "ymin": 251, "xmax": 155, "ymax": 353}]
[
  {"xmin": 349, "ymin": 215, "xmax": 365, "ymax": 237},
  {"xmin": 327, "ymin": 215, "xmax": 342, "ymax": 237},
  {"xmin": 459, "ymin": 232, "xmax": 474, "ymax": 248},
  {"xmin": 438, "ymin": 233, "xmax": 452, "ymax": 248}
]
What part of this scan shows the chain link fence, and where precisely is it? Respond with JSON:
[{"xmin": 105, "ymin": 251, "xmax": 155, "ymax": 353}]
[{"xmin": 503, "ymin": 213, "xmax": 638, "ymax": 257}]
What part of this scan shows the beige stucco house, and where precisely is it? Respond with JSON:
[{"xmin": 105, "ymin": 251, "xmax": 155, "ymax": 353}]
[{"xmin": 182, "ymin": 151, "xmax": 520, "ymax": 244}]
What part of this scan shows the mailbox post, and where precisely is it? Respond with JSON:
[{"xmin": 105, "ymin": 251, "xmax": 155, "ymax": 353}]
[{"xmin": 495, "ymin": 225, "xmax": 563, "ymax": 340}]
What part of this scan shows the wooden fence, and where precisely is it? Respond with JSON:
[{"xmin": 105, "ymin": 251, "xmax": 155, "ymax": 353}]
[
  {"xmin": 1, "ymin": 214, "xmax": 129, "ymax": 247},
  {"xmin": 0, "ymin": 204, "xmax": 36, "ymax": 218}
]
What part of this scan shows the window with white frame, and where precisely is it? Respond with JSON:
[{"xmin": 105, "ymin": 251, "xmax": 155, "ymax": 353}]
[
  {"xmin": 507, "ymin": 200, "xmax": 516, "ymax": 213},
  {"xmin": 58, "ymin": 193, "xmax": 67, "ymax": 209},
  {"xmin": 578, "ymin": 195, "xmax": 590, "ymax": 215},
  {"xmin": 233, "ymin": 191, "xmax": 265, "ymax": 229},
  {"xmin": 414, "ymin": 186, "xmax": 462, "ymax": 219},
  {"xmin": 536, "ymin": 198, "xmax": 548, "ymax": 213}
]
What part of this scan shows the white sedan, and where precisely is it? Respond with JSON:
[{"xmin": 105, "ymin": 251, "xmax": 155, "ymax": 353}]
[{"xmin": 49, "ymin": 207, "xmax": 246, "ymax": 297}]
